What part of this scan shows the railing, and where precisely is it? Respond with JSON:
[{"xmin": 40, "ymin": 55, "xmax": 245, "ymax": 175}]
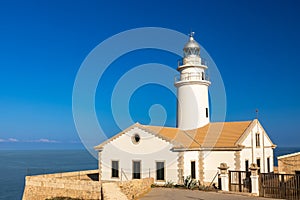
[
  {"xmin": 174, "ymin": 72, "xmax": 209, "ymax": 83},
  {"xmin": 119, "ymin": 168, "xmax": 152, "ymax": 181},
  {"xmin": 121, "ymin": 168, "xmax": 128, "ymax": 181},
  {"xmin": 229, "ymin": 170, "xmax": 251, "ymax": 193},
  {"xmin": 178, "ymin": 57, "xmax": 208, "ymax": 67}
]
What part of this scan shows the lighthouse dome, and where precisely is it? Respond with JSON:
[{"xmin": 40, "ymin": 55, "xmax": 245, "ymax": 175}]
[{"xmin": 183, "ymin": 32, "xmax": 200, "ymax": 57}]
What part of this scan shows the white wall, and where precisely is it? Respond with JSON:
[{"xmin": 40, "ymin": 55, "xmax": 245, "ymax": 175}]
[
  {"xmin": 203, "ymin": 151, "xmax": 235, "ymax": 183},
  {"xmin": 177, "ymin": 84, "xmax": 209, "ymax": 130},
  {"xmin": 183, "ymin": 151, "xmax": 199, "ymax": 179},
  {"xmin": 240, "ymin": 148, "xmax": 252, "ymax": 171},
  {"xmin": 100, "ymin": 127, "xmax": 178, "ymax": 183},
  {"xmin": 240, "ymin": 122, "xmax": 274, "ymax": 173},
  {"xmin": 183, "ymin": 150, "xmax": 235, "ymax": 184},
  {"xmin": 100, "ymin": 120, "xmax": 275, "ymax": 187}
]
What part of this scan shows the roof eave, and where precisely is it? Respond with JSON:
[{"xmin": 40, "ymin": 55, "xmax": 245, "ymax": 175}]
[
  {"xmin": 234, "ymin": 119, "xmax": 256, "ymax": 146},
  {"xmin": 93, "ymin": 122, "xmax": 142, "ymax": 150}
]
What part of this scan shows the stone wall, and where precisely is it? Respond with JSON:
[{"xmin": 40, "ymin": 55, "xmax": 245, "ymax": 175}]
[
  {"xmin": 278, "ymin": 153, "xmax": 300, "ymax": 174},
  {"xmin": 117, "ymin": 178, "xmax": 154, "ymax": 200},
  {"xmin": 22, "ymin": 169, "xmax": 101, "ymax": 200}
]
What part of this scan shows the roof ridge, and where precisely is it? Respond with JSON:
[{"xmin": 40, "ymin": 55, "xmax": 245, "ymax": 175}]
[
  {"xmin": 142, "ymin": 120, "xmax": 253, "ymax": 129},
  {"xmin": 210, "ymin": 120, "xmax": 253, "ymax": 123},
  {"xmin": 142, "ymin": 124, "xmax": 179, "ymax": 130}
]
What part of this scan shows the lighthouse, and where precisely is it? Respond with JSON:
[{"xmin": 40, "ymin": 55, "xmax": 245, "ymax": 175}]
[
  {"xmin": 95, "ymin": 31, "xmax": 276, "ymax": 186},
  {"xmin": 175, "ymin": 32, "xmax": 211, "ymax": 130}
]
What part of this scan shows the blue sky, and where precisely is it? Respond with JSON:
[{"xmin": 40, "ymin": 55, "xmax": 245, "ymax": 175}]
[{"xmin": 0, "ymin": 0, "xmax": 299, "ymax": 149}]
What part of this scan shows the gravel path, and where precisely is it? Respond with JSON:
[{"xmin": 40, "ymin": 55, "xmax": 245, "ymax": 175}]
[
  {"xmin": 102, "ymin": 182, "xmax": 128, "ymax": 200},
  {"xmin": 140, "ymin": 188, "xmax": 279, "ymax": 200}
]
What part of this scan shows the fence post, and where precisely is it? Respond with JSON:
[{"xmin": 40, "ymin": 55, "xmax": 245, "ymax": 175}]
[
  {"xmin": 249, "ymin": 163, "xmax": 260, "ymax": 195},
  {"xmin": 218, "ymin": 163, "xmax": 229, "ymax": 191}
]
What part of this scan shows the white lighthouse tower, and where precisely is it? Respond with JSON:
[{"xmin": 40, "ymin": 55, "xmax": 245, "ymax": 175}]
[{"xmin": 175, "ymin": 32, "xmax": 211, "ymax": 130}]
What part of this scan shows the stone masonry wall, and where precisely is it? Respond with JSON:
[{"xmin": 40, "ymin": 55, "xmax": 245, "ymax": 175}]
[
  {"xmin": 278, "ymin": 154, "xmax": 300, "ymax": 174},
  {"xmin": 117, "ymin": 178, "xmax": 154, "ymax": 200},
  {"xmin": 22, "ymin": 169, "xmax": 101, "ymax": 200}
]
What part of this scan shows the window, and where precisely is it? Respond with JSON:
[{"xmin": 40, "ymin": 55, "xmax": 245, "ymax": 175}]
[
  {"xmin": 245, "ymin": 160, "xmax": 249, "ymax": 172},
  {"xmin": 257, "ymin": 158, "xmax": 261, "ymax": 173},
  {"xmin": 206, "ymin": 108, "xmax": 208, "ymax": 118},
  {"xmin": 267, "ymin": 157, "xmax": 270, "ymax": 173},
  {"xmin": 111, "ymin": 160, "xmax": 119, "ymax": 178},
  {"xmin": 132, "ymin": 134, "xmax": 141, "ymax": 144},
  {"xmin": 133, "ymin": 161, "xmax": 141, "ymax": 179},
  {"xmin": 202, "ymin": 72, "xmax": 205, "ymax": 80},
  {"xmin": 255, "ymin": 133, "xmax": 260, "ymax": 147},
  {"xmin": 156, "ymin": 161, "xmax": 165, "ymax": 181},
  {"xmin": 191, "ymin": 161, "xmax": 196, "ymax": 179}
]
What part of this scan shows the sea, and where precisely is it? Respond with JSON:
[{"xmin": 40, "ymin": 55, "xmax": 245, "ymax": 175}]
[
  {"xmin": 0, "ymin": 149, "xmax": 97, "ymax": 200},
  {"xmin": 0, "ymin": 147, "xmax": 300, "ymax": 200}
]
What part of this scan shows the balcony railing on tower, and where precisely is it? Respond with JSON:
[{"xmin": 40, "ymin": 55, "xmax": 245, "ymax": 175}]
[
  {"xmin": 177, "ymin": 57, "xmax": 208, "ymax": 67},
  {"xmin": 174, "ymin": 72, "xmax": 210, "ymax": 83}
]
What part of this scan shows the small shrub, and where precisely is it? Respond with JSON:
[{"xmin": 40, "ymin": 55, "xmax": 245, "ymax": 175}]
[
  {"xmin": 164, "ymin": 180, "xmax": 174, "ymax": 188},
  {"xmin": 197, "ymin": 184, "xmax": 219, "ymax": 191},
  {"xmin": 198, "ymin": 184, "xmax": 206, "ymax": 190},
  {"xmin": 174, "ymin": 184, "xmax": 185, "ymax": 189},
  {"xmin": 151, "ymin": 183, "xmax": 159, "ymax": 188},
  {"xmin": 184, "ymin": 176, "xmax": 198, "ymax": 189}
]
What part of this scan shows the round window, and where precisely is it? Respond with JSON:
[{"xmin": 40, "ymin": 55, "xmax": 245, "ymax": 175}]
[{"xmin": 132, "ymin": 134, "xmax": 140, "ymax": 144}]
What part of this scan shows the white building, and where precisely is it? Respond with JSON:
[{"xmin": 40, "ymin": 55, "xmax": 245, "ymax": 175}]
[{"xmin": 94, "ymin": 33, "xmax": 276, "ymax": 184}]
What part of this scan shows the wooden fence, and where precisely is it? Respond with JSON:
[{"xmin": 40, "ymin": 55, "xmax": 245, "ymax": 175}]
[{"xmin": 260, "ymin": 173, "xmax": 300, "ymax": 199}]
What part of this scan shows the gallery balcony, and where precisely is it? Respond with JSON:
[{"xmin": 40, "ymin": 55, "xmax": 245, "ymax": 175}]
[
  {"xmin": 177, "ymin": 57, "xmax": 208, "ymax": 68},
  {"xmin": 174, "ymin": 72, "xmax": 210, "ymax": 84}
]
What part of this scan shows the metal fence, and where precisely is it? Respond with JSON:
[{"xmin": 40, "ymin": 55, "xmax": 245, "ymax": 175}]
[{"xmin": 229, "ymin": 170, "xmax": 251, "ymax": 193}]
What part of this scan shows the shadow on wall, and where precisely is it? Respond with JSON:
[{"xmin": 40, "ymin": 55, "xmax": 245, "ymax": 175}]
[{"xmin": 88, "ymin": 173, "xmax": 99, "ymax": 181}]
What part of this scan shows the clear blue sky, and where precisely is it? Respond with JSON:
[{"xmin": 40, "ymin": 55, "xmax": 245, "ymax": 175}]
[{"xmin": 0, "ymin": 0, "xmax": 299, "ymax": 149}]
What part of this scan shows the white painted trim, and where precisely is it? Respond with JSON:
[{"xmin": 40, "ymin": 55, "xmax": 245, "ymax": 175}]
[
  {"xmin": 278, "ymin": 152, "xmax": 300, "ymax": 159},
  {"xmin": 257, "ymin": 120, "xmax": 275, "ymax": 147},
  {"xmin": 235, "ymin": 120, "xmax": 256, "ymax": 145}
]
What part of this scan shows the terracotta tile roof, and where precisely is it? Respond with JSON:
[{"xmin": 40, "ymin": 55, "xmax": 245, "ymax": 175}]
[
  {"xmin": 142, "ymin": 121, "xmax": 253, "ymax": 149},
  {"xmin": 94, "ymin": 120, "xmax": 254, "ymax": 150}
]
